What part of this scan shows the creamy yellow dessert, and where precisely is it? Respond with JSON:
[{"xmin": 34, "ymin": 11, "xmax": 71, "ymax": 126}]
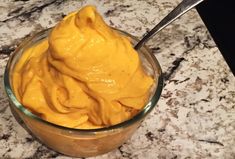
[{"xmin": 12, "ymin": 5, "xmax": 153, "ymax": 129}]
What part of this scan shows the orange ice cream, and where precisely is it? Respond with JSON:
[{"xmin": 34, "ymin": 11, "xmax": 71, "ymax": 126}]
[{"xmin": 12, "ymin": 5, "xmax": 153, "ymax": 129}]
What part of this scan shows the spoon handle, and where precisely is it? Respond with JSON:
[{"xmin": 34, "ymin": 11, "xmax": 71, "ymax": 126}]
[{"xmin": 134, "ymin": 0, "xmax": 204, "ymax": 50}]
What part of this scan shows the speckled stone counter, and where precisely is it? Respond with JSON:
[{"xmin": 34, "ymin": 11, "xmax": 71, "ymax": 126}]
[{"xmin": 0, "ymin": 0, "xmax": 234, "ymax": 158}]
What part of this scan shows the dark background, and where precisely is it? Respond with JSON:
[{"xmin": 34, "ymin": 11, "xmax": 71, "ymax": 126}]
[{"xmin": 196, "ymin": 0, "xmax": 235, "ymax": 75}]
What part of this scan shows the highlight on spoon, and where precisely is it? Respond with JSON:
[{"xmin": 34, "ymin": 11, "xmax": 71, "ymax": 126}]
[{"xmin": 134, "ymin": 0, "xmax": 204, "ymax": 50}]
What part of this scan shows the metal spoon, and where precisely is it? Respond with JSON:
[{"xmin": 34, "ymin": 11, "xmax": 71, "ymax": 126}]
[{"xmin": 134, "ymin": 0, "xmax": 205, "ymax": 50}]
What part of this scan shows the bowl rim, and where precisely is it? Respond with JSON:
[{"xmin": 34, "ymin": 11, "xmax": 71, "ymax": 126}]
[{"xmin": 4, "ymin": 28, "xmax": 164, "ymax": 134}]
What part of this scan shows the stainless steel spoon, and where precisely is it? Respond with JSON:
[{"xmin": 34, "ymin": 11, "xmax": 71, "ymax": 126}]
[{"xmin": 134, "ymin": 0, "xmax": 205, "ymax": 50}]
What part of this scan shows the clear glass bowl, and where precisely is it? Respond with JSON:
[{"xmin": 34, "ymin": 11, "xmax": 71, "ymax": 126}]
[{"xmin": 4, "ymin": 28, "xmax": 163, "ymax": 157}]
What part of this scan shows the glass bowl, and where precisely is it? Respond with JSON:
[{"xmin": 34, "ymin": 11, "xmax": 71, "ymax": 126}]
[{"xmin": 4, "ymin": 28, "xmax": 163, "ymax": 157}]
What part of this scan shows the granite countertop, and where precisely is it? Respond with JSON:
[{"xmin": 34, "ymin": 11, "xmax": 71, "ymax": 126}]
[{"xmin": 0, "ymin": 0, "xmax": 234, "ymax": 158}]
